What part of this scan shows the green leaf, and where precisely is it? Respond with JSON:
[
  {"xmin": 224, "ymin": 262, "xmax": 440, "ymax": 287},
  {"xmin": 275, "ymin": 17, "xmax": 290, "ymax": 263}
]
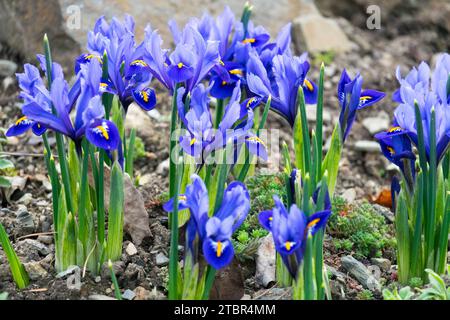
[
  {"xmin": 106, "ymin": 161, "xmax": 124, "ymax": 261},
  {"xmin": 0, "ymin": 223, "xmax": 29, "ymax": 289},
  {"xmin": 0, "ymin": 159, "xmax": 14, "ymax": 170},
  {"xmin": 0, "ymin": 176, "xmax": 11, "ymax": 188},
  {"xmin": 322, "ymin": 125, "xmax": 343, "ymax": 195}
]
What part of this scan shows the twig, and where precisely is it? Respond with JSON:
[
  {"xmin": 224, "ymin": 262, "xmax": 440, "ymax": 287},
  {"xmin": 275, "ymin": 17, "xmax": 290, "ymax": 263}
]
[
  {"xmin": 0, "ymin": 151, "xmax": 56, "ymax": 158},
  {"xmin": 16, "ymin": 231, "xmax": 56, "ymax": 241}
]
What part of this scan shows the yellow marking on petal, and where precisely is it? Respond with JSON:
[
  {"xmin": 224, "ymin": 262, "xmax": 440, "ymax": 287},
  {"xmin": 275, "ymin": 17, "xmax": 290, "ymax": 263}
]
[
  {"xmin": 229, "ymin": 69, "xmax": 243, "ymax": 76},
  {"xmin": 131, "ymin": 59, "xmax": 148, "ymax": 67},
  {"xmin": 285, "ymin": 241, "xmax": 293, "ymax": 251},
  {"xmin": 269, "ymin": 217, "xmax": 273, "ymax": 221},
  {"xmin": 303, "ymin": 79, "xmax": 314, "ymax": 92},
  {"xmin": 177, "ymin": 62, "xmax": 184, "ymax": 69},
  {"xmin": 389, "ymin": 126, "xmax": 402, "ymax": 133},
  {"xmin": 307, "ymin": 218, "xmax": 320, "ymax": 230},
  {"xmin": 85, "ymin": 54, "xmax": 102, "ymax": 63},
  {"xmin": 141, "ymin": 90, "xmax": 149, "ymax": 102},
  {"xmin": 179, "ymin": 195, "xmax": 187, "ymax": 201},
  {"xmin": 242, "ymin": 38, "xmax": 256, "ymax": 44},
  {"xmin": 359, "ymin": 95, "xmax": 372, "ymax": 104},
  {"xmin": 246, "ymin": 97, "xmax": 256, "ymax": 109},
  {"xmin": 15, "ymin": 116, "xmax": 28, "ymax": 125},
  {"xmin": 216, "ymin": 241, "xmax": 223, "ymax": 257},
  {"xmin": 96, "ymin": 125, "xmax": 109, "ymax": 140},
  {"xmin": 222, "ymin": 80, "xmax": 227, "ymax": 86},
  {"xmin": 190, "ymin": 137, "xmax": 196, "ymax": 146},
  {"xmin": 387, "ymin": 146, "xmax": 395, "ymax": 155},
  {"xmin": 100, "ymin": 82, "xmax": 108, "ymax": 88},
  {"xmin": 219, "ymin": 60, "xmax": 225, "ymax": 66},
  {"xmin": 246, "ymin": 136, "xmax": 266, "ymax": 147}
]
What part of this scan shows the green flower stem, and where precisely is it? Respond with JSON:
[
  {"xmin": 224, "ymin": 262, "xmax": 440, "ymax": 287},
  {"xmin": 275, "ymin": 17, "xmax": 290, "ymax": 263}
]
[
  {"xmin": 43, "ymin": 34, "xmax": 74, "ymax": 215},
  {"xmin": 214, "ymin": 99, "xmax": 224, "ymax": 129},
  {"xmin": 202, "ymin": 266, "xmax": 217, "ymax": 300}
]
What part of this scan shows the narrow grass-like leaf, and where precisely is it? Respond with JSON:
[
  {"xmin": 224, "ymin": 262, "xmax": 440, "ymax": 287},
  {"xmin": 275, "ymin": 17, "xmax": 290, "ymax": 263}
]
[
  {"xmin": 125, "ymin": 128, "xmax": 136, "ymax": 177},
  {"xmin": 108, "ymin": 259, "xmax": 122, "ymax": 300},
  {"xmin": 106, "ymin": 161, "xmax": 124, "ymax": 261},
  {"xmin": 0, "ymin": 223, "xmax": 29, "ymax": 289}
]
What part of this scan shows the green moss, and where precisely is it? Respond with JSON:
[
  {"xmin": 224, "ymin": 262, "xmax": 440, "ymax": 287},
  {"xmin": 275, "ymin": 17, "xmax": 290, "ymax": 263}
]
[
  {"xmin": 328, "ymin": 197, "xmax": 395, "ymax": 259},
  {"xmin": 233, "ymin": 174, "xmax": 286, "ymax": 256},
  {"xmin": 357, "ymin": 289, "xmax": 374, "ymax": 300}
]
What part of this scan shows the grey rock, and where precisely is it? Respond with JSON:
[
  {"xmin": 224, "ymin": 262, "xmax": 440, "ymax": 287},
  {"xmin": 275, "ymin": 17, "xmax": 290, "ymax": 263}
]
[
  {"xmin": 19, "ymin": 239, "xmax": 50, "ymax": 256},
  {"xmin": 122, "ymin": 289, "xmax": 136, "ymax": 300},
  {"xmin": 0, "ymin": 60, "xmax": 17, "ymax": 77},
  {"xmin": 372, "ymin": 203, "xmax": 395, "ymax": 223},
  {"xmin": 124, "ymin": 263, "xmax": 145, "ymax": 282},
  {"xmin": 370, "ymin": 258, "xmax": 391, "ymax": 272},
  {"xmin": 3, "ymin": 76, "xmax": 15, "ymax": 90},
  {"xmin": 341, "ymin": 188, "xmax": 356, "ymax": 203},
  {"xmin": 292, "ymin": 2, "xmax": 353, "ymax": 54},
  {"xmin": 37, "ymin": 235, "xmax": 53, "ymax": 245},
  {"xmin": 362, "ymin": 117, "xmax": 390, "ymax": 135},
  {"xmin": 0, "ymin": 0, "xmax": 80, "ymax": 72},
  {"xmin": 255, "ymin": 235, "xmax": 276, "ymax": 288},
  {"xmin": 88, "ymin": 294, "xmax": 116, "ymax": 300},
  {"xmin": 101, "ymin": 261, "xmax": 125, "ymax": 279},
  {"xmin": 125, "ymin": 242, "xmax": 138, "ymax": 256},
  {"xmin": 56, "ymin": 265, "xmax": 80, "ymax": 279},
  {"xmin": 24, "ymin": 261, "xmax": 48, "ymax": 280},
  {"xmin": 16, "ymin": 209, "xmax": 34, "ymax": 232},
  {"xmin": 156, "ymin": 158, "xmax": 170, "ymax": 176},
  {"xmin": 354, "ymin": 140, "xmax": 381, "ymax": 152},
  {"xmin": 341, "ymin": 255, "xmax": 381, "ymax": 292},
  {"xmin": 17, "ymin": 193, "xmax": 32, "ymax": 205},
  {"xmin": 326, "ymin": 265, "xmax": 346, "ymax": 283},
  {"xmin": 95, "ymin": 276, "xmax": 101, "ymax": 283},
  {"xmin": 155, "ymin": 252, "xmax": 169, "ymax": 266}
]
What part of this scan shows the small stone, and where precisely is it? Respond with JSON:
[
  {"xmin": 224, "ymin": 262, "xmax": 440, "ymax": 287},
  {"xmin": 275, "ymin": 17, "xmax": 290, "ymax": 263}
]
[
  {"xmin": 362, "ymin": 117, "xmax": 390, "ymax": 135},
  {"xmin": 56, "ymin": 265, "xmax": 80, "ymax": 279},
  {"xmin": 124, "ymin": 263, "xmax": 145, "ymax": 282},
  {"xmin": 155, "ymin": 252, "xmax": 169, "ymax": 266},
  {"xmin": 126, "ymin": 242, "xmax": 138, "ymax": 256},
  {"xmin": 89, "ymin": 294, "xmax": 116, "ymax": 300},
  {"xmin": 95, "ymin": 276, "xmax": 101, "ymax": 283},
  {"xmin": 156, "ymin": 158, "xmax": 170, "ymax": 176},
  {"xmin": 122, "ymin": 289, "xmax": 136, "ymax": 300},
  {"xmin": 20, "ymin": 239, "xmax": 50, "ymax": 256},
  {"xmin": 0, "ymin": 59, "xmax": 18, "ymax": 77},
  {"xmin": 138, "ymin": 174, "xmax": 153, "ymax": 186},
  {"xmin": 37, "ymin": 235, "xmax": 53, "ymax": 245},
  {"xmin": 105, "ymin": 288, "xmax": 112, "ymax": 294},
  {"xmin": 370, "ymin": 258, "xmax": 391, "ymax": 272},
  {"xmin": 16, "ymin": 209, "xmax": 34, "ymax": 232},
  {"xmin": 255, "ymin": 235, "xmax": 276, "ymax": 288},
  {"xmin": 292, "ymin": 6, "xmax": 353, "ymax": 54},
  {"xmin": 101, "ymin": 261, "xmax": 125, "ymax": 279},
  {"xmin": 17, "ymin": 193, "xmax": 32, "ymax": 206},
  {"xmin": 147, "ymin": 109, "xmax": 162, "ymax": 121},
  {"xmin": 341, "ymin": 255, "xmax": 381, "ymax": 292},
  {"xmin": 134, "ymin": 286, "xmax": 151, "ymax": 300},
  {"xmin": 3, "ymin": 76, "xmax": 15, "ymax": 91},
  {"xmin": 24, "ymin": 261, "xmax": 48, "ymax": 280},
  {"xmin": 372, "ymin": 204, "xmax": 395, "ymax": 223},
  {"xmin": 341, "ymin": 188, "xmax": 356, "ymax": 203},
  {"xmin": 354, "ymin": 140, "xmax": 381, "ymax": 153}
]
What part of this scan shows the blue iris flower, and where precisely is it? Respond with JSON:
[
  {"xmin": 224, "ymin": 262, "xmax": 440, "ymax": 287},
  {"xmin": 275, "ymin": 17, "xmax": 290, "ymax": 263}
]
[
  {"xmin": 393, "ymin": 55, "xmax": 450, "ymax": 164},
  {"xmin": 6, "ymin": 59, "xmax": 80, "ymax": 138},
  {"xmin": 337, "ymin": 69, "xmax": 385, "ymax": 142},
  {"xmin": 258, "ymin": 196, "xmax": 331, "ymax": 278},
  {"xmin": 75, "ymin": 16, "xmax": 156, "ymax": 112},
  {"xmin": 163, "ymin": 174, "xmax": 250, "ymax": 270},
  {"xmin": 246, "ymin": 51, "xmax": 318, "ymax": 126},
  {"xmin": 8, "ymin": 58, "xmax": 120, "ymax": 153},
  {"xmin": 143, "ymin": 21, "xmax": 220, "ymax": 94},
  {"xmin": 177, "ymin": 83, "xmax": 268, "ymax": 164}
]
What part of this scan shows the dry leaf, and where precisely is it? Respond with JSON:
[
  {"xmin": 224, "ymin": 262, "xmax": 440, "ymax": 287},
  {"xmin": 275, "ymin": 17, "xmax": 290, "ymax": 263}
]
[{"xmin": 371, "ymin": 188, "xmax": 392, "ymax": 208}]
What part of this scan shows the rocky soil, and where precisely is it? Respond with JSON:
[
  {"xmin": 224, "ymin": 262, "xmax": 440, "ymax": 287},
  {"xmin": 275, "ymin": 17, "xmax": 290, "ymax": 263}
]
[{"xmin": 0, "ymin": 0, "xmax": 450, "ymax": 300}]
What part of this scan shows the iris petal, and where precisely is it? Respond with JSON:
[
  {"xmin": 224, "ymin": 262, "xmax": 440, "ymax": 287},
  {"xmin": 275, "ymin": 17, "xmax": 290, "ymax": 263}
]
[
  {"xmin": 133, "ymin": 87, "xmax": 157, "ymax": 111},
  {"xmin": 85, "ymin": 119, "xmax": 120, "ymax": 151}
]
